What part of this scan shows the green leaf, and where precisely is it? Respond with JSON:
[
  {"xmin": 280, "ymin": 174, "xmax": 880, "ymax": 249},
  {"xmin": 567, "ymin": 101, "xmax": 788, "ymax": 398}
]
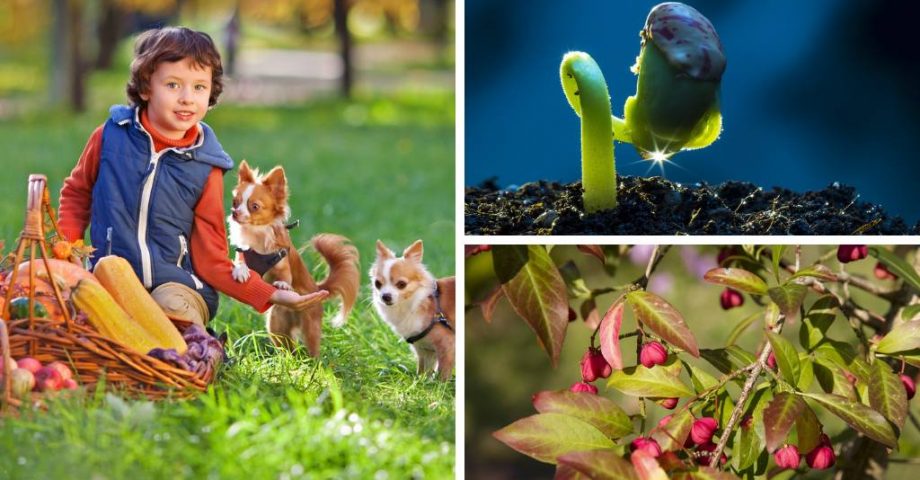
[
  {"xmin": 799, "ymin": 295, "xmax": 839, "ymax": 350},
  {"xmin": 559, "ymin": 261, "xmax": 591, "ymax": 299},
  {"xmin": 673, "ymin": 467, "xmax": 742, "ymax": 480},
  {"xmin": 903, "ymin": 304, "xmax": 920, "ymax": 321},
  {"xmin": 797, "ymin": 355, "xmax": 814, "ymax": 391},
  {"xmin": 608, "ymin": 363, "xmax": 694, "ymax": 398},
  {"xmin": 726, "ymin": 311, "xmax": 761, "ymax": 346},
  {"xmin": 533, "ymin": 390, "xmax": 633, "ymax": 439},
  {"xmin": 816, "ymin": 341, "xmax": 870, "ymax": 383},
  {"xmin": 651, "ymin": 409, "xmax": 693, "ymax": 451},
  {"xmin": 685, "ymin": 361, "xmax": 719, "ymax": 393},
  {"xmin": 768, "ymin": 284, "xmax": 808, "ymax": 319},
  {"xmin": 771, "ymin": 246, "xmax": 787, "ymax": 284},
  {"xmin": 714, "ymin": 390, "xmax": 735, "ymax": 430},
  {"xmin": 869, "ymin": 246, "xmax": 920, "ymax": 293},
  {"xmin": 766, "ymin": 332, "xmax": 801, "ymax": 385},
  {"xmin": 599, "ymin": 301, "xmax": 625, "ymax": 370},
  {"xmin": 800, "ymin": 393, "xmax": 898, "ymax": 448},
  {"xmin": 493, "ymin": 413, "xmax": 616, "ymax": 464},
  {"xmin": 557, "ymin": 449, "xmax": 638, "ymax": 480},
  {"xmin": 763, "ymin": 393, "xmax": 805, "ymax": 452},
  {"xmin": 794, "ymin": 403, "xmax": 822, "ymax": 453},
  {"xmin": 733, "ymin": 415, "xmax": 763, "ymax": 471},
  {"xmin": 499, "ymin": 245, "xmax": 570, "ymax": 367},
  {"xmin": 876, "ymin": 320, "xmax": 920, "ymax": 355},
  {"xmin": 813, "ymin": 357, "xmax": 858, "ymax": 400},
  {"xmin": 789, "ymin": 264, "xmax": 837, "ymax": 282},
  {"xmin": 627, "ymin": 291, "xmax": 699, "ymax": 357},
  {"xmin": 868, "ymin": 360, "xmax": 908, "ymax": 431},
  {"xmin": 700, "ymin": 346, "xmax": 756, "ymax": 375},
  {"xmin": 492, "ymin": 245, "xmax": 530, "ymax": 283},
  {"xmin": 703, "ymin": 267, "xmax": 768, "ymax": 295}
]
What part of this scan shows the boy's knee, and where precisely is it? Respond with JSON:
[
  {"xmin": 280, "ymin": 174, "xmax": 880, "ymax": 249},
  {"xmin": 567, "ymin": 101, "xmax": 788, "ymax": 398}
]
[{"xmin": 151, "ymin": 282, "xmax": 209, "ymax": 327}]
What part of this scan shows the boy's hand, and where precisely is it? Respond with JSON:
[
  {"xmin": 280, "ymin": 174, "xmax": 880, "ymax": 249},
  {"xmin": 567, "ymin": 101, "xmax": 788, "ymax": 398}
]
[{"xmin": 270, "ymin": 289, "xmax": 329, "ymax": 310}]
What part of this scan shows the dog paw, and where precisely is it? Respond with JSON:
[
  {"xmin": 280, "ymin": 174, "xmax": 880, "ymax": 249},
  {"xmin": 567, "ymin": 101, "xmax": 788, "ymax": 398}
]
[
  {"xmin": 273, "ymin": 281, "xmax": 292, "ymax": 290},
  {"xmin": 232, "ymin": 263, "xmax": 250, "ymax": 282}
]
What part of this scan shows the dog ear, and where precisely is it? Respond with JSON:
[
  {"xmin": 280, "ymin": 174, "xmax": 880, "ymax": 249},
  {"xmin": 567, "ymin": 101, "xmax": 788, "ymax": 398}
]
[
  {"xmin": 238, "ymin": 160, "xmax": 255, "ymax": 183},
  {"xmin": 262, "ymin": 166, "xmax": 288, "ymax": 200},
  {"xmin": 403, "ymin": 240, "xmax": 424, "ymax": 263},
  {"xmin": 376, "ymin": 240, "xmax": 395, "ymax": 259}
]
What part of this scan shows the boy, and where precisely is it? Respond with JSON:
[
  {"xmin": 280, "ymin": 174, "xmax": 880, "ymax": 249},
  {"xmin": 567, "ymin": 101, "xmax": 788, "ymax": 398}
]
[{"xmin": 58, "ymin": 27, "xmax": 327, "ymax": 325}]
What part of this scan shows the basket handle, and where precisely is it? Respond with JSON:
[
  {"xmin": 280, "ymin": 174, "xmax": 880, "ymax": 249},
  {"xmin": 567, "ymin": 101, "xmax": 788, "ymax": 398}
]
[
  {"xmin": 23, "ymin": 175, "xmax": 46, "ymax": 241},
  {"xmin": 0, "ymin": 318, "xmax": 12, "ymax": 407}
]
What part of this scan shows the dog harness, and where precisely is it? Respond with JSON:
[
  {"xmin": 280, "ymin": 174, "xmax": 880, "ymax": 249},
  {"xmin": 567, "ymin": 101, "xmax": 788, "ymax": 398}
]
[
  {"xmin": 406, "ymin": 285, "xmax": 453, "ymax": 344},
  {"xmin": 233, "ymin": 220, "xmax": 300, "ymax": 276}
]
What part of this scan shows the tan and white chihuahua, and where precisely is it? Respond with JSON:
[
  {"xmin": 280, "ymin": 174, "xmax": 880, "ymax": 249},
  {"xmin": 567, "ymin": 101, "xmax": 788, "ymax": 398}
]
[
  {"xmin": 370, "ymin": 240, "xmax": 455, "ymax": 380},
  {"xmin": 228, "ymin": 160, "xmax": 360, "ymax": 356}
]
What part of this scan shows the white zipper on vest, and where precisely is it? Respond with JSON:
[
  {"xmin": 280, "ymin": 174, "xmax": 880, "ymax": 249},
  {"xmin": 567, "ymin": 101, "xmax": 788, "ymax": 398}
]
[
  {"xmin": 137, "ymin": 150, "xmax": 162, "ymax": 288},
  {"xmin": 176, "ymin": 234, "xmax": 203, "ymax": 289}
]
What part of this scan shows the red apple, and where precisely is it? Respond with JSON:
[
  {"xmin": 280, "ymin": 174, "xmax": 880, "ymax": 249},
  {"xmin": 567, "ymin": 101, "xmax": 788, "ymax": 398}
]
[
  {"xmin": 16, "ymin": 357, "xmax": 42, "ymax": 374},
  {"xmin": 34, "ymin": 366, "xmax": 63, "ymax": 392},
  {"xmin": 47, "ymin": 361, "xmax": 73, "ymax": 381},
  {"xmin": 62, "ymin": 378, "xmax": 78, "ymax": 390}
]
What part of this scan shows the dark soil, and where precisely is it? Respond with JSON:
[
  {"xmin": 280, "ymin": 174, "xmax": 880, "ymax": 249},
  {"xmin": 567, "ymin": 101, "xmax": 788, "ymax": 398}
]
[{"xmin": 465, "ymin": 176, "xmax": 920, "ymax": 235}]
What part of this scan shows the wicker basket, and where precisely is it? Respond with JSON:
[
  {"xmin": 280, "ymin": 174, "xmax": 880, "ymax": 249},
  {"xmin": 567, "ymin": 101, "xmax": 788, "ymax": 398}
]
[{"xmin": 1, "ymin": 175, "xmax": 216, "ymax": 411}]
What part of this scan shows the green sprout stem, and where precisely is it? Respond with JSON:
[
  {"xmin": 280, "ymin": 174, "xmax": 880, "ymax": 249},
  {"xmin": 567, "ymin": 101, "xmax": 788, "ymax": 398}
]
[{"xmin": 560, "ymin": 51, "xmax": 617, "ymax": 213}]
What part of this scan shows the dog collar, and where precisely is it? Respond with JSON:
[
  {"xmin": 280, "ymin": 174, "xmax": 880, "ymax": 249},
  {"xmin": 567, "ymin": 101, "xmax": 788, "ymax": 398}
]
[{"xmin": 405, "ymin": 285, "xmax": 453, "ymax": 344}]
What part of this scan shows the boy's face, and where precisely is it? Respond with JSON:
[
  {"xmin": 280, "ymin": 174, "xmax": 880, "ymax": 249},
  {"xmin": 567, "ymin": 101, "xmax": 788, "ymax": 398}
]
[{"xmin": 141, "ymin": 58, "xmax": 212, "ymax": 140}]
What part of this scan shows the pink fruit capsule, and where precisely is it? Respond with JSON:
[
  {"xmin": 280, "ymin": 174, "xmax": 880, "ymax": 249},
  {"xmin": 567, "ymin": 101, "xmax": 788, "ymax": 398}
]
[
  {"xmin": 836, "ymin": 245, "xmax": 868, "ymax": 263},
  {"xmin": 570, "ymin": 382, "xmax": 598, "ymax": 394},
  {"xmin": 719, "ymin": 288, "xmax": 743, "ymax": 310},
  {"xmin": 774, "ymin": 445, "xmax": 801, "ymax": 469},
  {"xmin": 690, "ymin": 417, "xmax": 718, "ymax": 446},
  {"xmin": 580, "ymin": 348, "xmax": 612, "ymax": 382},
  {"xmin": 900, "ymin": 374, "xmax": 916, "ymax": 400},
  {"xmin": 630, "ymin": 436, "xmax": 662, "ymax": 458},
  {"xmin": 639, "ymin": 341, "xmax": 668, "ymax": 368},
  {"xmin": 658, "ymin": 397, "xmax": 678, "ymax": 409},
  {"xmin": 805, "ymin": 443, "xmax": 836, "ymax": 470}
]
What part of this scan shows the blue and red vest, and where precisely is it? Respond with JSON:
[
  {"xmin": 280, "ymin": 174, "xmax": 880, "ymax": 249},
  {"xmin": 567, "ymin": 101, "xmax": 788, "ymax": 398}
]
[{"xmin": 90, "ymin": 105, "xmax": 234, "ymax": 319}]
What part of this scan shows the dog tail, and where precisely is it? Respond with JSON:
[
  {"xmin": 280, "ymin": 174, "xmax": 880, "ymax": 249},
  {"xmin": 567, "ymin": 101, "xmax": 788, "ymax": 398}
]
[{"xmin": 312, "ymin": 234, "xmax": 360, "ymax": 327}]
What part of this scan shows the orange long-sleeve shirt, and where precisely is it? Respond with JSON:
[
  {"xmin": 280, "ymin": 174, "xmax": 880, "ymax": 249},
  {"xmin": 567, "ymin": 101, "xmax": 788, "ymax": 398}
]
[{"xmin": 58, "ymin": 110, "xmax": 276, "ymax": 312}]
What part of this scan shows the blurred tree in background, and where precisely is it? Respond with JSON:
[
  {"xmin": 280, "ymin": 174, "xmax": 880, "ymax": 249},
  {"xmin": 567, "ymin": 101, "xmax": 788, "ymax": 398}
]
[{"xmin": 0, "ymin": 0, "xmax": 452, "ymax": 111}]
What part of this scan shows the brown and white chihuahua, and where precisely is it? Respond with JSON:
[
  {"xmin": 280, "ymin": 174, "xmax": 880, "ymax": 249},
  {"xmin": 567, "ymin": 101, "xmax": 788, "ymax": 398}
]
[
  {"xmin": 370, "ymin": 240, "xmax": 455, "ymax": 380},
  {"xmin": 228, "ymin": 160, "xmax": 359, "ymax": 356}
]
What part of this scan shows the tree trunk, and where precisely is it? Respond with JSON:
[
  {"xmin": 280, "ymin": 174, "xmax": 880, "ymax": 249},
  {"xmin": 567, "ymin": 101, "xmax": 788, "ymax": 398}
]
[
  {"xmin": 95, "ymin": 0, "xmax": 124, "ymax": 70},
  {"xmin": 224, "ymin": 3, "xmax": 241, "ymax": 77},
  {"xmin": 333, "ymin": 0, "xmax": 353, "ymax": 99},
  {"xmin": 835, "ymin": 437, "xmax": 888, "ymax": 480},
  {"xmin": 68, "ymin": 0, "xmax": 86, "ymax": 112}
]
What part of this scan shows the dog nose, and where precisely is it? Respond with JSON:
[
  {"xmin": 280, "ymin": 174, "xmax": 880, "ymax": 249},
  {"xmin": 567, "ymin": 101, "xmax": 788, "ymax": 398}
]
[{"xmin": 381, "ymin": 293, "xmax": 392, "ymax": 304}]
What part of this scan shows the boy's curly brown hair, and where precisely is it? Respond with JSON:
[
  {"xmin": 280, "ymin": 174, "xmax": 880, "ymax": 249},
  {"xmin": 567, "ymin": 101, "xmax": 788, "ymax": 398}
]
[{"xmin": 126, "ymin": 27, "xmax": 224, "ymax": 108}]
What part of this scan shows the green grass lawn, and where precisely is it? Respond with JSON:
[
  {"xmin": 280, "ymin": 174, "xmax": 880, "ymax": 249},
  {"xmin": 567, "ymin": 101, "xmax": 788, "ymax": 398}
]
[{"xmin": 0, "ymin": 90, "xmax": 455, "ymax": 478}]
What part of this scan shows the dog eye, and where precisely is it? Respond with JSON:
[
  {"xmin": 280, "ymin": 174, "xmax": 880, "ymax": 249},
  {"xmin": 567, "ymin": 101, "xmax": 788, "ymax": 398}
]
[
  {"xmin": 396, "ymin": 280, "xmax": 407, "ymax": 289},
  {"xmin": 250, "ymin": 203, "xmax": 260, "ymax": 211},
  {"xmin": 374, "ymin": 280, "xmax": 382, "ymax": 289}
]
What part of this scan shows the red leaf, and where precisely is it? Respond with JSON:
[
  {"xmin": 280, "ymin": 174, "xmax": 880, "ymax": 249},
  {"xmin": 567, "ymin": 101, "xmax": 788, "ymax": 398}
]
[
  {"xmin": 577, "ymin": 245, "xmax": 606, "ymax": 264},
  {"xmin": 599, "ymin": 301, "xmax": 625, "ymax": 370},
  {"xmin": 630, "ymin": 450, "xmax": 668, "ymax": 480},
  {"xmin": 558, "ymin": 449, "xmax": 638, "ymax": 480},
  {"xmin": 478, "ymin": 285, "xmax": 504, "ymax": 323},
  {"xmin": 627, "ymin": 291, "xmax": 700, "ymax": 358},
  {"xmin": 764, "ymin": 392, "xmax": 805, "ymax": 452}
]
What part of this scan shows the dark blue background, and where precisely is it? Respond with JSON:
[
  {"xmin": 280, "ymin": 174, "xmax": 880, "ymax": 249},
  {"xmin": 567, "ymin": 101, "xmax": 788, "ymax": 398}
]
[{"xmin": 466, "ymin": 0, "xmax": 920, "ymax": 221}]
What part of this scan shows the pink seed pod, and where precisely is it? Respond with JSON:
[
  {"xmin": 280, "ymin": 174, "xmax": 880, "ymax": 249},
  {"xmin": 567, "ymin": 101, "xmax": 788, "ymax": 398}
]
[
  {"xmin": 774, "ymin": 445, "xmax": 801, "ymax": 470},
  {"xmin": 570, "ymin": 382, "xmax": 598, "ymax": 394},
  {"xmin": 580, "ymin": 347, "xmax": 612, "ymax": 382},
  {"xmin": 657, "ymin": 414, "xmax": 673, "ymax": 429},
  {"xmin": 643, "ymin": 2, "xmax": 726, "ymax": 81},
  {"xmin": 805, "ymin": 443, "xmax": 836, "ymax": 470},
  {"xmin": 873, "ymin": 262, "xmax": 896, "ymax": 280},
  {"xmin": 766, "ymin": 351, "xmax": 777, "ymax": 370},
  {"xmin": 836, "ymin": 245, "xmax": 868, "ymax": 263},
  {"xmin": 630, "ymin": 436, "xmax": 662, "ymax": 458},
  {"xmin": 658, "ymin": 397, "xmax": 678, "ymax": 409},
  {"xmin": 690, "ymin": 417, "xmax": 719, "ymax": 446},
  {"xmin": 719, "ymin": 288, "xmax": 743, "ymax": 310},
  {"xmin": 639, "ymin": 341, "xmax": 668, "ymax": 368},
  {"xmin": 901, "ymin": 374, "xmax": 916, "ymax": 400}
]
